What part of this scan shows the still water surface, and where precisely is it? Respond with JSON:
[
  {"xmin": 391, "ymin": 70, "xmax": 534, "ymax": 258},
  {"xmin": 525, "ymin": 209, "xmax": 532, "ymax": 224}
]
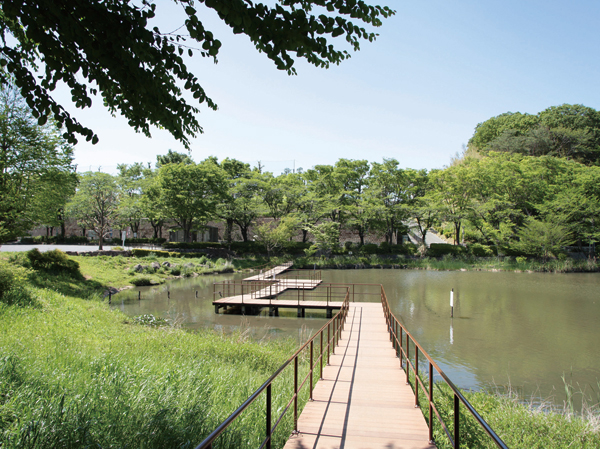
[{"xmin": 115, "ymin": 269, "xmax": 600, "ymax": 408}]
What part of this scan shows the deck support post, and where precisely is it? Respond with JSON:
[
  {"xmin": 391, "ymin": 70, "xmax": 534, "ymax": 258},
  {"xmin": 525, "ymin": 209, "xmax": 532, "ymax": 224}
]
[{"xmin": 214, "ymin": 305, "xmax": 219, "ymax": 314}]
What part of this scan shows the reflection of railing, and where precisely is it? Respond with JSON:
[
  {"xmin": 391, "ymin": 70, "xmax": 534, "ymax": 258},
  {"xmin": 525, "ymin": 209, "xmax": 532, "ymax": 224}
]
[
  {"xmin": 380, "ymin": 288, "xmax": 508, "ymax": 448},
  {"xmin": 195, "ymin": 288, "xmax": 351, "ymax": 449}
]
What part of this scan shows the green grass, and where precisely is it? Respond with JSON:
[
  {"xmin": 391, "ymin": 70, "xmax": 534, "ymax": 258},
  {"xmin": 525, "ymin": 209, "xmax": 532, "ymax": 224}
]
[
  {"xmin": 0, "ymin": 254, "xmax": 320, "ymax": 448},
  {"xmin": 403, "ymin": 362, "xmax": 600, "ymax": 448}
]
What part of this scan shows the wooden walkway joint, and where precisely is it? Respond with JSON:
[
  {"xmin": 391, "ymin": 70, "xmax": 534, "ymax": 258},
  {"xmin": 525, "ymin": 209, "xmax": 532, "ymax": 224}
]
[{"xmin": 285, "ymin": 302, "xmax": 436, "ymax": 449}]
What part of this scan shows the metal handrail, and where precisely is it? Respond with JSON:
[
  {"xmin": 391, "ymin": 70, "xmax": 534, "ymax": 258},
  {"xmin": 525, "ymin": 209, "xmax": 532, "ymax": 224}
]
[
  {"xmin": 380, "ymin": 287, "xmax": 508, "ymax": 448},
  {"xmin": 213, "ymin": 280, "xmax": 351, "ymax": 303},
  {"xmin": 246, "ymin": 261, "xmax": 294, "ymax": 281},
  {"xmin": 195, "ymin": 288, "xmax": 351, "ymax": 449}
]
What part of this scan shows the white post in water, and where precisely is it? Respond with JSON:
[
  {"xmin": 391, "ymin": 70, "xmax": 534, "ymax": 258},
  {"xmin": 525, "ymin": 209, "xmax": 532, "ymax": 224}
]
[{"xmin": 450, "ymin": 288, "xmax": 454, "ymax": 318}]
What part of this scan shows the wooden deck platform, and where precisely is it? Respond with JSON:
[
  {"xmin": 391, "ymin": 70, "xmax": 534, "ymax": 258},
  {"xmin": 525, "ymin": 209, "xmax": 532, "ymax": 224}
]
[
  {"xmin": 214, "ymin": 263, "xmax": 337, "ymax": 316},
  {"xmin": 285, "ymin": 302, "xmax": 435, "ymax": 449}
]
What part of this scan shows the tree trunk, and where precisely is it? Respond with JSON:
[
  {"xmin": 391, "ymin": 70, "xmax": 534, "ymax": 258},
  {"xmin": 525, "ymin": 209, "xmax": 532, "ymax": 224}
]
[
  {"xmin": 225, "ymin": 219, "xmax": 233, "ymax": 243},
  {"xmin": 131, "ymin": 220, "xmax": 140, "ymax": 235},
  {"xmin": 98, "ymin": 233, "xmax": 104, "ymax": 250},
  {"xmin": 454, "ymin": 222, "xmax": 461, "ymax": 246},
  {"xmin": 302, "ymin": 228, "xmax": 308, "ymax": 243},
  {"xmin": 240, "ymin": 225, "xmax": 248, "ymax": 242}
]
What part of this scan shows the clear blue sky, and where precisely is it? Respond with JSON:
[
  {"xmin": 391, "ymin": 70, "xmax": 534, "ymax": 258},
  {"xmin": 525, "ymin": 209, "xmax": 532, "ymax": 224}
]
[{"xmin": 63, "ymin": 0, "xmax": 600, "ymax": 174}]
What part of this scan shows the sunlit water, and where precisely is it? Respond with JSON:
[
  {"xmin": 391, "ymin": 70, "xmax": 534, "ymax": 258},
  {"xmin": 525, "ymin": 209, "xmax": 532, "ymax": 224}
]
[{"xmin": 114, "ymin": 268, "xmax": 600, "ymax": 409}]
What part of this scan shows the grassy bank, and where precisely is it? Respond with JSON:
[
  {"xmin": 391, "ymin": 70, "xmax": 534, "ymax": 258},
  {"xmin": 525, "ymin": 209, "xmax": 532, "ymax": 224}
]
[
  {"xmin": 427, "ymin": 386, "xmax": 600, "ymax": 448},
  {"xmin": 0, "ymin": 254, "xmax": 312, "ymax": 448},
  {"xmin": 3, "ymin": 251, "xmax": 270, "ymax": 296},
  {"xmin": 403, "ymin": 363, "xmax": 600, "ymax": 448}
]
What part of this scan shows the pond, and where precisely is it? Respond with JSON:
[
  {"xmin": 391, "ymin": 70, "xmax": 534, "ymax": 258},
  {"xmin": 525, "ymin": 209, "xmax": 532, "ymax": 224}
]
[{"xmin": 114, "ymin": 268, "xmax": 600, "ymax": 410}]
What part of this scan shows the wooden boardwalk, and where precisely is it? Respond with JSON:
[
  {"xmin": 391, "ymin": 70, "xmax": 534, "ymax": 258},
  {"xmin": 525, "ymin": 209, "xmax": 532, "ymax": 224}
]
[
  {"xmin": 243, "ymin": 262, "xmax": 294, "ymax": 281},
  {"xmin": 285, "ymin": 302, "xmax": 435, "ymax": 449}
]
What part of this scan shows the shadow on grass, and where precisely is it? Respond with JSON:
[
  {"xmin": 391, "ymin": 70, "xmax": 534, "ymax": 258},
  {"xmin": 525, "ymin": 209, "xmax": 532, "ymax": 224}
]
[{"xmin": 29, "ymin": 271, "xmax": 107, "ymax": 300}]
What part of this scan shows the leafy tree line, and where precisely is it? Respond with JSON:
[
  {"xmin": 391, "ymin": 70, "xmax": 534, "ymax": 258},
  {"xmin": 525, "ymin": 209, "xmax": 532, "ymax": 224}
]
[
  {"xmin": 12, "ymin": 147, "xmax": 600, "ymax": 260},
  {"xmin": 3, "ymin": 81, "xmax": 600, "ymax": 260}
]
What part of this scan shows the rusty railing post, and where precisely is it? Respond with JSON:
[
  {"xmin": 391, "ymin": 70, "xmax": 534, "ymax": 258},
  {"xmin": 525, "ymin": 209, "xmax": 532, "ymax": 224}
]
[
  {"xmin": 400, "ymin": 326, "xmax": 404, "ymax": 369},
  {"xmin": 406, "ymin": 333, "xmax": 410, "ymax": 384},
  {"xmin": 327, "ymin": 323, "xmax": 331, "ymax": 365},
  {"xmin": 310, "ymin": 340, "xmax": 314, "ymax": 400},
  {"xmin": 415, "ymin": 347, "xmax": 419, "ymax": 407},
  {"xmin": 429, "ymin": 362, "xmax": 434, "ymax": 444},
  {"xmin": 320, "ymin": 330, "xmax": 324, "ymax": 378},
  {"xmin": 294, "ymin": 356, "xmax": 298, "ymax": 432},
  {"xmin": 266, "ymin": 384, "xmax": 272, "ymax": 449},
  {"xmin": 332, "ymin": 316, "xmax": 336, "ymax": 354},
  {"xmin": 454, "ymin": 394, "xmax": 460, "ymax": 449}
]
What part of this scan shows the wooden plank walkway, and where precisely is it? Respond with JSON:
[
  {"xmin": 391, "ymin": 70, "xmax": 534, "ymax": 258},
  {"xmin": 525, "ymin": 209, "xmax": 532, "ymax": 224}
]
[
  {"xmin": 285, "ymin": 302, "xmax": 435, "ymax": 449},
  {"xmin": 243, "ymin": 262, "xmax": 293, "ymax": 281}
]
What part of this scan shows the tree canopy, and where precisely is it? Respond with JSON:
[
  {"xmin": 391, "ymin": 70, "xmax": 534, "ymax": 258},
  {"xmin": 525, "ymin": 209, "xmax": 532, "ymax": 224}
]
[
  {"xmin": 468, "ymin": 104, "xmax": 600, "ymax": 165},
  {"xmin": 0, "ymin": 82, "xmax": 76, "ymax": 244},
  {"xmin": 0, "ymin": 0, "xmax": 394, "ymax": 147}
]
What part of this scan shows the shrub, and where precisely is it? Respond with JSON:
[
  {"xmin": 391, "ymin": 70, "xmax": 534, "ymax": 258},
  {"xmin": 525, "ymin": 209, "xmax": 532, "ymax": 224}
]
[
  {"xmin": 229, "ymin": 241, "xmax": 267, "ymax": 254},
  {"xmin": 131, "ymin": 249, "xmax": 176, "ymax": 258},
  {"xmin": 162, "ymin": 241, "xmax": 219, "ymax": 250},
  {"xmin": 394, "ymin": 243, "xmax": 418, "ymax": 255},
  {"xmin": 111, "ymin": 237, "xmax": 166, "ymax": 245},
  {"xmin": 427, "ymin": 243, "xmax": 466, "ymax": 257},
  {"xmin": 0, "ymin": 261, "xmax": 34, "ymax": 306},
  {"xmin": 469, "ymin": 243, "xmax": 494, "ymax": 257},
  {"xmin": 129, "ymin": 276, "xmax": 155, "ymax": 286},
  {"xmin": 26, "ymin": 249, "xmax": 81, "ymax": 276},
  {"xmin": 0, "ymin": 261, "xmax": 24, "ymax": 298},
  {"xmin": 379, "ymin": 242, "xmax": 391, "ymax": 253},
  {"xmin": 359, "ymin": 243, "xmax": 379, "ymax": 255}
]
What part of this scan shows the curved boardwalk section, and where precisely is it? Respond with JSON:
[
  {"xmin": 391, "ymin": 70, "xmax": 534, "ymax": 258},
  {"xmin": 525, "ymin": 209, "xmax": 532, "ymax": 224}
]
[{"xmin": 285, "ymin": 302, "xmax": 435, "ymax": 449}]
